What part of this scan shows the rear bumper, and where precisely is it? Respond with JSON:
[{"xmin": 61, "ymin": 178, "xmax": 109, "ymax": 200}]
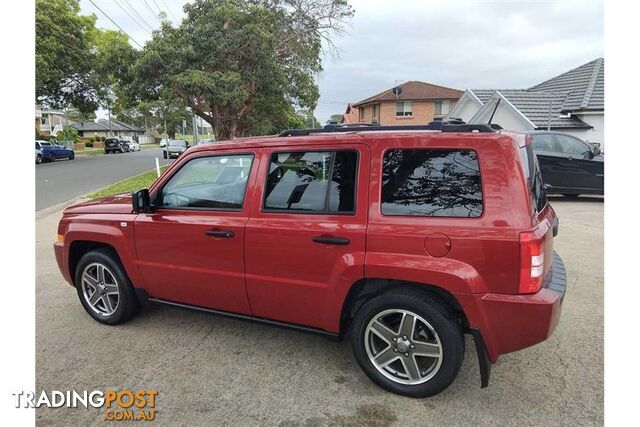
[{"xmin": 458, "ymin": 251, "xmax": 567, "ymax": 362}]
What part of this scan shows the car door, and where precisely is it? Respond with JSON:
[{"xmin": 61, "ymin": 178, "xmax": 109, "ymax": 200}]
[
  {"xmin": 554, "ymin": 134, "xmax": 604, "ymax": 193},
  {"xmin": 244, "ymin": 144, "xmax": 369, "ymax": 331},
  {"xmin": 133, "ymin": 150, "xmax": 257, "ymax": 314}
]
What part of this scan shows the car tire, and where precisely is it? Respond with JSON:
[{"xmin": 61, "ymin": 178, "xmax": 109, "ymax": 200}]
[
  {"xmin": 74, "ymin": 248, "xmax": 140, "ymax": 325},
  {"xmin": 69, "ymin": 152, "xmax": 75, "ymax": 160},
  {"xmin": 36, "ymin": 154, "xmax": 42, "ymax": 164},
  {"xmin": 350, "ymin": 289, "xmax": 464, "ymax": 398},
  {"xmin": 163, "ymin": 152, "xmax": 167, "ymax": 159}
]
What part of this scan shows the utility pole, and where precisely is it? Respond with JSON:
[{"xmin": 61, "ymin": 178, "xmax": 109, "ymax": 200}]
[{"xmin": 108, "ymin": 105, "xmax": 112, "ymax": 137}]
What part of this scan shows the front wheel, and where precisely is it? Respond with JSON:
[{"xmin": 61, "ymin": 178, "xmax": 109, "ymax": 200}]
[
  {"xmin": 75, "ymin": 249, "xmax": 140, "ymax": 325},
  {"xmin": 36, "ymin": 154, "xmax": 42, "ymax": 164},
  {"xmin": 350, "ymin": 290, "xmax": 464, "ymax": 397},
  {"xmin": 69, "ymin": 152, "xmax": 75, "ymax": 160}
]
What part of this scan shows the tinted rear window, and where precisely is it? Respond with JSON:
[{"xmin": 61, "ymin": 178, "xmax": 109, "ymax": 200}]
[
  {"xmin": 381, "ymin": 149, "xmax": 483, "ymax": 217},
  {"xmin": 520, "ymin": 145, "xmax": 547, "ymax": 214}
]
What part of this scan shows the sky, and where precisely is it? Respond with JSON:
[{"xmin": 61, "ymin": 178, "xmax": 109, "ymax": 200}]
[{"xmin": 80, "ymin": 0, "xmax": 604, "ymax": 123}]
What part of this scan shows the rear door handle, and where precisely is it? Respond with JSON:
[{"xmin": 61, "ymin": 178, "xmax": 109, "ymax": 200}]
[
  {"xmin": 205, "ymin": 229, "xmax": 235, "ymax": 238},
  {"xmin": 312, "ymin": 236, "xmax": 350, "ymax": 245}
]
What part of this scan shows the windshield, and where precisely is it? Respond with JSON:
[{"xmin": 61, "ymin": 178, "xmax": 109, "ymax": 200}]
[{"xmin": 169, "ymin": 140, "xmax": 187, "ymax": 147}]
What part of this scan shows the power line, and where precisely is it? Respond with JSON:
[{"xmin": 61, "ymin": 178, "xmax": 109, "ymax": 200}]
[
  {"xmin": 122, "ymin": 0, "xmax": 156, "ymax": 31},
  {"xmin": 142, "ymin": 0, "xmax": 163, "ymax": 24},
  {"xmin": 88, "ymin": 0, "xmax": 143, "ymax": 48},
  {"xmin": 113, "ymin": 0, "xmax": 151, "ymax": 35},
  {"xmin": 151, "ymin": 0, "xmax": 164, "ymax": 18},
  {"xmin": 160, "ymin": 0, "xmax": 179, "ymax": 21}
]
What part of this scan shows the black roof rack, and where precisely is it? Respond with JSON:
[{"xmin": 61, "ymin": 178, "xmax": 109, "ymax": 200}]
[{"xmin": 278, "ymin": 120, "xmax": 500, "ymax": 137}]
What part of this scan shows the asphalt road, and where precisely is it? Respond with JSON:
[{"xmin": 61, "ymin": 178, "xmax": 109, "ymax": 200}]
[
  {"xmin": 35, "ymin": 148, "xmax": 171, "ymax": 211},
  {"xmin": 35, "ymin": 197, "xmax": 603, "ymax": 425}
]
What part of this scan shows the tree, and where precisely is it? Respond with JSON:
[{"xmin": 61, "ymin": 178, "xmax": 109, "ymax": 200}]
[
  {"xmin": 64, "ymin": 106, "xmax": 96, "ymax": 123},
  {"xmin": 327, "ymin": 114, "xmax": 343, "ymax": 124},
  {"xmin": 132, "ymin": 0, "xmax": 353, "ymax": 140},
  {"xmin": 36, "ymin": 0, "xmax": 98, "ymax": 113}
]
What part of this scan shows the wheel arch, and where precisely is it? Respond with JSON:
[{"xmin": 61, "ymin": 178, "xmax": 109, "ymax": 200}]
[
  {"xmin": 339, "ymin": 278, "xmax": 469, "ymax": 336},
  {"xmin": 68, "ymin": 241, "xmax": 121, "ymax": 287}
]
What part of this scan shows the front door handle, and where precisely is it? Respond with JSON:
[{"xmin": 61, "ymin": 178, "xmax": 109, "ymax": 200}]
[
  {"xmin": 205, "ymin": 229, "xmax": 235, "ymax": 238},
  {"xmin": 312, "ymin": 236, "xmax": 350, "ymax": 245}
]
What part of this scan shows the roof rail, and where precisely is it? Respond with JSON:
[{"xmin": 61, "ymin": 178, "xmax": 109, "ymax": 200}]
[{"xmin": 278, "ymin": 120, "xmax": 499, "ymax": 137}]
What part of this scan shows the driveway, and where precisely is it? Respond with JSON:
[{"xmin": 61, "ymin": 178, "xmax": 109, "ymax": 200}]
[
  {"xmin": 35, "ymin": 148, "xmax": 170, "ymax": 211},
  {"xmin": 35, "ymin": 197, "xmax": 603, "ymax": 425}
]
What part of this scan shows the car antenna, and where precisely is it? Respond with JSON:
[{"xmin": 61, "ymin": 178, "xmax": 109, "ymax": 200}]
[{"xmin": 487, "ymin": 97, "xmax": 501, "ymax": 125}]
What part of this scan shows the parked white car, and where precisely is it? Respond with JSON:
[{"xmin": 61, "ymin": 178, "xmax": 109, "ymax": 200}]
[
  {"xmin": 159, "ymin": 139, "xmax": 169, "ymax": 148},
  {"xmin": 126, "ymin": 141, "xmax": 141, "ymax": 151}
]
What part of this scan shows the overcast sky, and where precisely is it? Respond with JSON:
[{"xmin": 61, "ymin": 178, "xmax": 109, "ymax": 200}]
[{"xmin": 80, "ymin": 0, "xmax": 604, "ymax": 123}]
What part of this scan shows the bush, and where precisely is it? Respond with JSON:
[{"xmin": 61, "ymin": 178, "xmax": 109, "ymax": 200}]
[
  {"xmin": 100, "ymin": 136, "xmax": 106, "ymax": 141},
  {"xmin": 85, "ymin": 141, "xmax": 93, "ymax": 148},
  {"xmin": 89, "ymin": 137, "xmax": 95, "ymax": 143}
]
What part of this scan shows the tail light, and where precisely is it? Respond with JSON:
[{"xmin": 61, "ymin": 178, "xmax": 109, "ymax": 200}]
[{"xmin": 518, "ymin": 230, "xmax": 545, "ymax": 294}]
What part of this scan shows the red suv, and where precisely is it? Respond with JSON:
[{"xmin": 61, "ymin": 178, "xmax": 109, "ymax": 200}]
[{"xmin": 54, "ymin": 123, "xmax": 566, "ymax": 397}]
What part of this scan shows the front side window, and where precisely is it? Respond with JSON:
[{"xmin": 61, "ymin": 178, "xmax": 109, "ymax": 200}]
[
  {"xmin": 264, "ymin": 150, "xmax": 358, "ymax": 213},
  {"xmin": 555, "ymin": 135, "xmax": 590, "ymax": 157},
  {"xmin": 160, "ymin": 154, "xmax": 253, "ymax": 209},
  {"xmin": 381, "ymin": 149, "xmax": 483, "ymax": 217},
  {"xmin": 396, "ymin": 101, "xmax": 413, "ymax": 117}
]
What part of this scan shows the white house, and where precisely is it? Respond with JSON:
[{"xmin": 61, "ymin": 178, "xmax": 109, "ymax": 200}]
[{"xmin": 448, "ymin": 58, "xmax": 605, "ymax": 150}]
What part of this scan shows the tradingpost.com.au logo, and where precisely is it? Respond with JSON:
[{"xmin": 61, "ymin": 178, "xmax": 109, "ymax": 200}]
[{"xmin": 12, "ymin": 389, "xmax": 158, "ymax": 421}]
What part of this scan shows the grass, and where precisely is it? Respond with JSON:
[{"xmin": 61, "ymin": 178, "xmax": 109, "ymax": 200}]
[
  {"xmin": 89, "ymin": 166, "xmax": 169, "ymax": 199},
  {"xmin": 75, "ymin": 148, "xmax": 105, "ymax": 156}
]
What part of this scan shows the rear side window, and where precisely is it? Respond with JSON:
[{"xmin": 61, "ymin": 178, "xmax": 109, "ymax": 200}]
[
  {"xmin": 381, "ymin": 149, "xmax": 483, "ymax": 217},
  {"xmin": 264, "ymin": 150, "xmax": 358, "ymax": 214},
  {"xmin": 520, "ymin": 145, "xmax": 547, "ymax": 214}
]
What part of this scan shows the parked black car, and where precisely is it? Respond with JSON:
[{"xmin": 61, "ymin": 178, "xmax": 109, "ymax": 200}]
[
  {"xmin": 163, "ymin": 140, "xmax": 190, "ymax": 159},
  {"xmin": 526, "ymin": 131, "xmax": 604, "ymax": 197},
  {"xmin": 104, "ymin": 138, "xmax": 129, "ymax": 154}
]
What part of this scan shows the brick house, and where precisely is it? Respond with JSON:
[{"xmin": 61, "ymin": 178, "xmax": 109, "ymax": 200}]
[
  {"xmin": 340, "ymin": 103, "xmax": 359, "ymax": 123},
  {"xmin": 352, "ymin": 81, "xmax": 464, "ymax": 125}
]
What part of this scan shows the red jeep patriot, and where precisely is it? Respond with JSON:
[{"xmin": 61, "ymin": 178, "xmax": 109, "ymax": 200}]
[{"xmin": 54, "ymin": 123, "xmax": 566, "ymax": 397}]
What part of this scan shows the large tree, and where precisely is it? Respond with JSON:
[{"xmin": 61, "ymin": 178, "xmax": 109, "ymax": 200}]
[
  {"xmin": 36, "ymin": 0, "xmax": 98, "ymax": 113},
  {"xmin": 132, "ymin": 0, "xmax": 353, "ymax": 140}
]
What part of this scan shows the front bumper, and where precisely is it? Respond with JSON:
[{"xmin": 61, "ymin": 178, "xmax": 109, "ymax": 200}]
[
  {"xmin": 458, "ymin": 251, "xmax": 567, "ymax": 362},
  {"xmin": 53, "ymin": 242, "xmax": 73, "ymax": 286},
  {"xmin": 167, "ymin": 151, "xmax": 183, "ymax": 158}
]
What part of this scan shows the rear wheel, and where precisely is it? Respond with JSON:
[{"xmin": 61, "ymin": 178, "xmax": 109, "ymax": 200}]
[
  {"xmin": 69, "ymin": 152, "xmax": 75, "ymax": 160},
  {"xmin": 36, "ymin": 154, "xmax": 42, "ymax": 164},
  {"xmin": 350, "ymin": 290, "xmax": 464, "ymax": 397},
  {"xmin": 75, "ymin": 249, "xmax": 140, "ymax": 325}
]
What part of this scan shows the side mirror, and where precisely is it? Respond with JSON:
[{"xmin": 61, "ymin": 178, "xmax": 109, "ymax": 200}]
[
  {"xmin": 592, "ymin": 145, "xmax": 601, "ymax": 156},
  {"xmin": 132, "ymin": 189, "xmax": 150, "ymax": 213}
]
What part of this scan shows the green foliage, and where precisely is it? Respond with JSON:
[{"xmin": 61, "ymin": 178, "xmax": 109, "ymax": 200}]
[
  {"xmin": 57, "ymin": 126, "xmax": 80, "ymax": 142},
  {"xmin": 36, "ymin": 0, "xmax": 138, "ymax": 116},
  {"xmin": 131, "ymin": 0, "xmax": 353, "ymax": 140},
  {"xmin": 64, "ymin": 106, "xmax": 96, "ymax": 123},
  {"xmin": 36, "ymin": 0, "xmax": 98, "ymax": 113},
  {"xmin": 85, "ymin": 141, "xmax": 94, "ymax": 147},
  {"xmin": 89, "ymin": 137, "xmax": 95, "ymax": 143},
  {"xmin": 327, "ymin": 114, "xmax": 343, "ymax": 124},
  {"xmin": 100, "ymin": 136, "xmax": 106, "ymax": 141}
]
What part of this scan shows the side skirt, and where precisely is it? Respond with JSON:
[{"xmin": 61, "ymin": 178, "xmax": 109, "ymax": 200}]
[{"xmin": 137, "ymin": 289, "xmax": 341, "ymax": 341}]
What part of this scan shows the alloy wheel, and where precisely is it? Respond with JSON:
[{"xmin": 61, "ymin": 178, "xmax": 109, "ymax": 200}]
[
  {"xmin": 364, "ymin": 309, "xmax": 443, "ymax": 385},
  {"xmin": 80, "ymin": 263, "xmax": 120, "ymax": 316}
]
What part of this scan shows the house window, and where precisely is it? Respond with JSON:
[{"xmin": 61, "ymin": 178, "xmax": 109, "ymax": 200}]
[
  {"xmin": 396, "ymin": 101, "xmax": 413, "ymax": 117},
  {"xmin": 372, "ymin": 104, "xmax": 379, "ymax": 119},
  {"xmin": 434, "ymin": 100, "xmax": 449, "ymax": 116}
]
